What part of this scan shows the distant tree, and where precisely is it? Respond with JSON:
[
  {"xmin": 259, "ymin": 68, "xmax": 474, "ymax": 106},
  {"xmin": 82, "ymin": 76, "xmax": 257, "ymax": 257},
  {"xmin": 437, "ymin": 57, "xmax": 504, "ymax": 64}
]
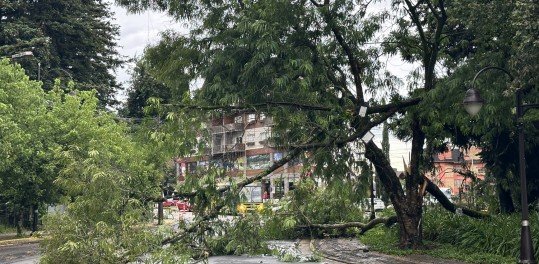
[
  {"xmin": 0, "ymin": 0, "xmax": 122, "ymax": 105},
  {"xmin": 121, "ymin": 58, "xmax": 172, "ymax": 118}
]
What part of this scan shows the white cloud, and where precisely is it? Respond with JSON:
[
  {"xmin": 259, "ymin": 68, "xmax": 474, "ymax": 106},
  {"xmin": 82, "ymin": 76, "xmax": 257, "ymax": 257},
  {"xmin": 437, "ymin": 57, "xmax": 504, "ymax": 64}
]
[{"xmin": 107, "ymin": 0, "xmax": 184, "ymax": 99}]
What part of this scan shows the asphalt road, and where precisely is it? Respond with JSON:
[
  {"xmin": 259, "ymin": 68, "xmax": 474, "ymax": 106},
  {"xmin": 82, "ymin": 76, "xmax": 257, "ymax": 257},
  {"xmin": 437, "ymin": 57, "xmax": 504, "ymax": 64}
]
[{"xmin": 0, "ymin": 242, "xmax": 39, "ymax": 264}]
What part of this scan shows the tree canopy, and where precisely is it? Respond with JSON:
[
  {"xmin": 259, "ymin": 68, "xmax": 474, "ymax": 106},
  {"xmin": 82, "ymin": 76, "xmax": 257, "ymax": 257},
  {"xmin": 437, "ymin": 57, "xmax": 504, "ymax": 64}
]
[{"xmin": 0, "ymin": 0, "xmax": 122, "ymax": 105}]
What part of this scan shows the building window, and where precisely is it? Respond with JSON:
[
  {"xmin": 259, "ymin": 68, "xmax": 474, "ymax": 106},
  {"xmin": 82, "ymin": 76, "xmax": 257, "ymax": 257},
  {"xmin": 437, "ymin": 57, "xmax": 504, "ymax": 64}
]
[
  {"xmin": 245, "ymin": 132, "xmax": 255, "ymax": 142},
  {"xmin": 234, "ymin": 115, "xmax": 243, "ymax": 123},
  {"xmin": 187, "ymin": 162, "xmax": 197, "ymax": 173},
  {"xmin": 273, "ymin": 179, "xmax": 284, "ymax": 199},
  {"xmin": 259, "ymin": 130, "xmax": 269, "ymax": 141},
  {"xmin": 236, "ymin": 136, "xmax": 243, "ymax": 144},
  {"xmin": 247, "ymin": 154, "xmax": 270, "ymax": 170},
  {"xmin": 247, "ymin": 113, "xmax": 256, "ymax": 123},
  {"xmin": 288, "ymin": 181, "xmax": 295, "ymax": 191},
  {"xmin": 454, "ymin": 179, "xmax": 463, "ymax": 188}
]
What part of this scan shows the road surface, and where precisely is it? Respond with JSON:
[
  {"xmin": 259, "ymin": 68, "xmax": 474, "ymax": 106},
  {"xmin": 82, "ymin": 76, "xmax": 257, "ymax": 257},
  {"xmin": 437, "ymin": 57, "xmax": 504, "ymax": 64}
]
[{"xmin": 0, "ymin": 242, "xmax": 39, "ymax": 264}]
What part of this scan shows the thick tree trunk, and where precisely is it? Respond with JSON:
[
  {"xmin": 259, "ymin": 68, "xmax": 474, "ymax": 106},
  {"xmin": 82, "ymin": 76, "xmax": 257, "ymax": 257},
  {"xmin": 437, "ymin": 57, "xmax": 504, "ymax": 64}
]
[
  {"xmin": 497, "ymin": 182, "xmax": 515, "ymax": 214},
  {"xmin": 365, "ymin": 141, "xmax": 425, "ymax": 248},
  {"xmin": 396, "ymin": 206, "xmax": 423, "ymax": 249}
]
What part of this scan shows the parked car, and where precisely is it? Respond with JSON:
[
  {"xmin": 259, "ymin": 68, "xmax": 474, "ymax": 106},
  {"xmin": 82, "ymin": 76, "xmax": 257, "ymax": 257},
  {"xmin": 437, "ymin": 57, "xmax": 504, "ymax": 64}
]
[
  {"xmin": 162, "ymin": 198, "xmax": 177, "ymax": 207},
  {"xmin": 176, "ymin": 200, "xmax": 191, "ymax": 212}
]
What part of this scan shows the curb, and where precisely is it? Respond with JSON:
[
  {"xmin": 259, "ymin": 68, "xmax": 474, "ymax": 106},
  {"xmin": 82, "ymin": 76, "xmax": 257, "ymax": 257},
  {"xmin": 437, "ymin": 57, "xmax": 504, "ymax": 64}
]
[{"xmin": 0, "ymin": 237, "xmax": 42, "ymax": 247}]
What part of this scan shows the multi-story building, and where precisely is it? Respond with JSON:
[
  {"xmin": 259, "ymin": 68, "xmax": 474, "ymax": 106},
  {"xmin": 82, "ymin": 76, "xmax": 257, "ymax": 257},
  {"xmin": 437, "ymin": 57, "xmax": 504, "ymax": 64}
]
[
  {"xmin": 175, "ymin": 112, "xmax": 304, "ymax": 202},
  {"xmin": 427, "ymin": 146, "xmax": 486, "ymax": 198}
]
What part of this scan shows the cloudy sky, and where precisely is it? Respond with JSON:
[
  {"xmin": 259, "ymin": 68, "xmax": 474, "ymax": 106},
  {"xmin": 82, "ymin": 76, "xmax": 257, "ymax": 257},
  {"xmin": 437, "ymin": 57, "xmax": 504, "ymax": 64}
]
[
  {"xmin": 107, "ymin": 1, "xmax": 184, "ymax": 97},
  {"xmin": 108, "ymin": 1, "xmax": 412, "ymax": 170}
]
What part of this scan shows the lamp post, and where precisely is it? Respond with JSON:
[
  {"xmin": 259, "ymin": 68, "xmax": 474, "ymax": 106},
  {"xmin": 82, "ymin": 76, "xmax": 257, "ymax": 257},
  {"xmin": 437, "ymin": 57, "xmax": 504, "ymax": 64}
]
[{"xmin": 463, "ymin": 66, "xmax": 538, "ymax": 264}]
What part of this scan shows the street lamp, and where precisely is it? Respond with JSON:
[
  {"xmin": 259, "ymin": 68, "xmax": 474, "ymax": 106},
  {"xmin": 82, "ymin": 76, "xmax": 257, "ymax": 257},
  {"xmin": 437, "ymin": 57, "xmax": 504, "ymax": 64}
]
[{"xmin": 463, "ymin": 66, "xmax": 538, "ymax": 264}]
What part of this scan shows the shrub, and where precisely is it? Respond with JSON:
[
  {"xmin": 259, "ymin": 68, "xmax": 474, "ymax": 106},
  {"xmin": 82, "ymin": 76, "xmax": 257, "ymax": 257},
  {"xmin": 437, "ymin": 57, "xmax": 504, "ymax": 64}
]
[
  {"xmin": 260, "ymin": 178, "xmax": 367, "ymax": 239},
  {"xmin": 423, "ymin": 208, "xmax": 539, "ymax": 261}
]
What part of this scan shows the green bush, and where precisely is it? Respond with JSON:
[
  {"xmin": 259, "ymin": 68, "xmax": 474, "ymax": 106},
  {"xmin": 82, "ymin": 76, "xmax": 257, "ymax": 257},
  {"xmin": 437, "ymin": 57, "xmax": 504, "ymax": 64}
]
[
  {"xmin": 259, "ymin": 178, "xmax": 367, "ymax": 239},
  {"xmin": 361, "ymin": 224, "xmax": 515, "ymax": 263},
  {"xmin": 0, "ymin": 224, "xmax": 16, "ymax": 234},
  {"xmin": 423, "ymin": 208, "xmax": 539, "ymax": 261}
]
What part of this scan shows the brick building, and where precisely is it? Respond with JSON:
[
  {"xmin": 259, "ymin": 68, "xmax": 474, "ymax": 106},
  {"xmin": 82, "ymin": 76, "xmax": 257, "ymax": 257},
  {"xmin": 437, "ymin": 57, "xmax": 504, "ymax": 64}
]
[
  {"xmin": 427, "ymin": 146, "xmax": 486, "ymax": 198},
  {"xmin": 175, "ymin": 112, "xmax": 304, "ymax": 202}
]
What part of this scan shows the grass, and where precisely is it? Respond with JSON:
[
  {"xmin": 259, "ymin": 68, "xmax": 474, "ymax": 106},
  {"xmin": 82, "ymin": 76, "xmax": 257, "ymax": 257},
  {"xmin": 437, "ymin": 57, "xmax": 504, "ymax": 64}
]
[
  {"xmin": 360, "ymin": 224, "xmax": 515, "ymax": 264},
  {"xmin": 0, "ymin": 224, "xmax": 17, "ymax": 234}
]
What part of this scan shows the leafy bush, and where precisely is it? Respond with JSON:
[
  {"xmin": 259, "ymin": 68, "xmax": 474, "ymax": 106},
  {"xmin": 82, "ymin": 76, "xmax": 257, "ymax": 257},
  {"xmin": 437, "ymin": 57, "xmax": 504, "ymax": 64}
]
[
  {"xmin": 207, "ymin": 214, "xmax": 270, "ymax": 256},
  {"xmin": 361, "ymin": 224, "xmax": 515, "ymax": 263},
  {"xmin": 0, "ymin": 224, "xmax": 16, "ymax": 234},
  {"xmin": 423, "ymin": 208, "xmax": 539, "ymax": 262},
  {"xmin": 260, "ymin": 178, "xmax": 367, "ymax": 239}
]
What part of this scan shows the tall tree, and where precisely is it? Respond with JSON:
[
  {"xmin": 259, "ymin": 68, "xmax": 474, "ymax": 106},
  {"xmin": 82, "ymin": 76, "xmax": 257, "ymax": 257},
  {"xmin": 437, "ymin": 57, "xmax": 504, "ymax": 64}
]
[
  {"xmin": 416, "ymin": 0, "xmax": 539, "ymax": 213},
  {"xmin": 114, "ymin": 0, "xmax": 487, "ymax": 251},
  {"xmin": 120, "ymin": 58, "xmax": 173, "ymax": 118},
  {"xmin": 0, "ymin": 0, "xmax": 122, "ymax": 105}
]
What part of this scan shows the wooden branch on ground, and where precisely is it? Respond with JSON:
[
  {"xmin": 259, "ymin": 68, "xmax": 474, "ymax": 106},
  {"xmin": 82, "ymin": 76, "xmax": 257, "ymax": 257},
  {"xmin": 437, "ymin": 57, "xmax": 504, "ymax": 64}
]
[{"xmin": 297, "ymin": 216, "xmax": 398, "ymax": 235}]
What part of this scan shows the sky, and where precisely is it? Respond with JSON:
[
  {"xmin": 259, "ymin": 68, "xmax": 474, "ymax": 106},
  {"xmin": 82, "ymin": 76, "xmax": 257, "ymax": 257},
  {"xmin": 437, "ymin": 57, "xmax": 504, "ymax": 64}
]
[
  {"xmin": 108, "ymin": 1, "xmax": 412, "ymax": 171},
  {"xmin": 107, "ymin": 1, "xmax": 183, "ymax": 98}
]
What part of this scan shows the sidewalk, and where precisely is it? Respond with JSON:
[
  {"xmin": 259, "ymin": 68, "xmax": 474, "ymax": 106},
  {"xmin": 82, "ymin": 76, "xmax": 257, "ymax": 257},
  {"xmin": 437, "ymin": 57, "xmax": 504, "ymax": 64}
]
[
  {"xmin": 312, "ymin": 238, "xmax": 468, "ymax": 264},
  {"xmin": 0, "ymin": 232, "xmax": 42, "ymax": 247}
]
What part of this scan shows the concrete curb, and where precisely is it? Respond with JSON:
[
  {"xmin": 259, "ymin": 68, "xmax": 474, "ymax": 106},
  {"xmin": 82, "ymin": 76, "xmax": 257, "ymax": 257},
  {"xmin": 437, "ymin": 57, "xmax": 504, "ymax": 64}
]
[{"xmin": 0, "ymin": 237, "xmax": 42, "ymax": 247}]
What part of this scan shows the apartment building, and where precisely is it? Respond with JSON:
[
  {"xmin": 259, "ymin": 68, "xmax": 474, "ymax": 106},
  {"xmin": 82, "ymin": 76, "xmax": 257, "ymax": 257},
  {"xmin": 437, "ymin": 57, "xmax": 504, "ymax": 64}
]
[
  {"xmin": 175, "ymin": 112, "xmax": 304, "ymax": 202},
  {"xmin": 427, "ymin": 146, "xmax": 486, "ymax": 197}
]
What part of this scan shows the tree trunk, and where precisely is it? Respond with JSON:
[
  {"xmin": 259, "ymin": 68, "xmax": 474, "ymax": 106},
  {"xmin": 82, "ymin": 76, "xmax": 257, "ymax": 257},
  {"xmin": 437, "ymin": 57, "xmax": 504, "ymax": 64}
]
[
  {"xmin": 17, "ymin": 208, "xmax": 23, "ymax": 237},
  {"xmin": 32, "ymin": 204, "xmax": 38, "ymax": 233},
  {"xmin": 394, "ymin": 203, "xmax": 423, "ymax": 249},
  {"xmin": 158, "ymin": 202, "xmax": 163, "ymax": 225},
  {"xmin": 365, "ymin": 141, "xmax": 425, "ymax": 248},
  {"xmin": 497, "ymin": 182, "xmax": 515, "ymax": 214}
]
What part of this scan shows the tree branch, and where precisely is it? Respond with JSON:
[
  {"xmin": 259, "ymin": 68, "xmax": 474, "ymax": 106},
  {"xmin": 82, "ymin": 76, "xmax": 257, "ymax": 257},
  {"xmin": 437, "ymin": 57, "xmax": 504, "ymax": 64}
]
[
  {"xmin": 366, "ymin": 97, "xmax": 421, "ymax": 114},
  {"xmin": 425, "ymin": 177, "xmax": 489, "ymax": 218},
  {"xmin": 297, "ymin": 216, "xmax": 398, "ymax": 234},
  {"xmin": 162, "ymin": 101, "xmax": 333, "ymax": 112},
  {"xmin": 403, "ymin": 0, "xmax": 429, "ymax": 49},
  {"xmin": 314, "ymin": 4, "xmax": 364, "ymax": 103}
]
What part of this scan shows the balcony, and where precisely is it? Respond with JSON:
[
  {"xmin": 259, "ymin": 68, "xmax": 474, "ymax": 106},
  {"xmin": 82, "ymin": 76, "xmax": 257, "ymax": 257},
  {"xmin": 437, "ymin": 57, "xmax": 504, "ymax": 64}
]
[
  {"xmin": 212, "ymin": 143, "xmax": 245, "ymax": 155},
  {"xmin": 211, "ymin": 123, "xmax": 244, "ymax": 134}
]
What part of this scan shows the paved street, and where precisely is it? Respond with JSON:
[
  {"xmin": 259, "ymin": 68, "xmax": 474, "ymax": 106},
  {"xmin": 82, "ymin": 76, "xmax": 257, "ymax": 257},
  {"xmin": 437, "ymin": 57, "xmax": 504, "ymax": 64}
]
[
  {"xmin": 314, "ymin": 238, "xmax": 467, "ymax": 264},
  {"xmin": 0, "ymin": 242, "xmax": 39, "ymax": 264}
]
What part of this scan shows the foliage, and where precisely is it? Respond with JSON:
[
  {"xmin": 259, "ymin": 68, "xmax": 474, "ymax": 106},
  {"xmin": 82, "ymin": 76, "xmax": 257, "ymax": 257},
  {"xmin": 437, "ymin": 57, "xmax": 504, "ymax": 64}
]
[
  {"xmin": 38, "ymin": 89, "xmax": 169, "ymax": 262},
  {"xmin": 0, "ymin": 224, "xmax": 16, "ymax": 234},
  {"xmin": 0, "ymin": 0, "xmax": 122, "ymax": 105},
  {"xmin": 361, "ymin": 221, "xmax": 515, "ymax": 264},
  {"xmin": 120, "ymin": 58, "xmax": 173, "ymax": 118},
  {"xmin": 260, "ymin": 178, "xmax": 367, "ymax": 239},
  {"xmin": 207, "ymin": 214, "xmax": 270, "ymax": 256},
  {"xmin": 423, "ymin": 208, "xmax": 539, "ymax": 262},
  {"xmin": 408, "ymin": 0, "xmax": 539, "ymax": 211},
  {"xmin": 0, "ymin": 59, "xmax": 61, "ymax": 234},
  {"xmin": 0, "ymin": 60, "xmax": 162, "ymax": 262},
  {"xmin": 110, "ymin": 0, "xmax": 536, "ymax": 255}
]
